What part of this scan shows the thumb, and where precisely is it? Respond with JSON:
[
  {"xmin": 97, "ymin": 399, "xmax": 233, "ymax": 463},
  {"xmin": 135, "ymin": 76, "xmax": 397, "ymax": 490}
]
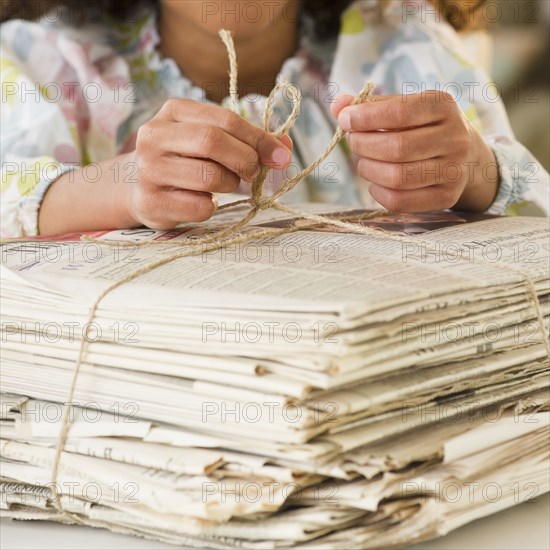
[
  {"xmin": 330, "ymin": 94, "xmax": 354, "ymax": 118},
  {"xmin": 331, "ymin": 92, "xmax": 392, "ymax": 119}
]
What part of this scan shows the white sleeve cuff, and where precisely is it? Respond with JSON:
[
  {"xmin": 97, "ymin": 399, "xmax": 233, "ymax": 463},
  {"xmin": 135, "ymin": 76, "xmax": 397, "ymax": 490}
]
[
  {"xmin": 484, "ymin": 140, "xmax": 515, "ymax": 216},
  {"xmin": 483, "ymin": 136, "xmax": 549, "ymax": 217},
  {"xmin": 18, "ymin": 164, "xmax": 76, "ymax": 237}
]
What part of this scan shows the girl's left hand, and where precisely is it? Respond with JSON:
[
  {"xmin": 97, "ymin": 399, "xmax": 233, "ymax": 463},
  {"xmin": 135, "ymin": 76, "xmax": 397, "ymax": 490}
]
[{"xmin": 331, "ymin": 91, "xmax": 499, "ymax": 213}]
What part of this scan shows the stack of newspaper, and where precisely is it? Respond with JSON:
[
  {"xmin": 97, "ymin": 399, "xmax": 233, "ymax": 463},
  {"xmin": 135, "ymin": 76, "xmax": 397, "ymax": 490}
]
[{"xmin": 1, "ymin": 206, "xmax": 549, "ymax": 548}]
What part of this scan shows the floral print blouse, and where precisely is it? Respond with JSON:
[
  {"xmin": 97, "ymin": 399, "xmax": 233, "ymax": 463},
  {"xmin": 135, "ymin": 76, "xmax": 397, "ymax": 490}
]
[{"xmin": 1, "ymin": 0, "xmax": 548, "ymax": 237}]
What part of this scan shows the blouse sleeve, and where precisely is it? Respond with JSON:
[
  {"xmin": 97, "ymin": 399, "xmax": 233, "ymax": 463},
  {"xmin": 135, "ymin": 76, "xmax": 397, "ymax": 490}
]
[
  {"xmin": 0, "ymin": 20, "xmax": 85, "ymax": 238},
  {"xmin": 332, "ymin": 2, "xmax": 549, "ymax": 216},
  {"xmin": 0, "ymin": 14, "xmax": 140, "ymax": 238}
]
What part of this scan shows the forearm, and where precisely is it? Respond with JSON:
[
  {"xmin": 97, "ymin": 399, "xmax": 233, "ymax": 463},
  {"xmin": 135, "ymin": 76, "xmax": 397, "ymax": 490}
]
[{"xmin": 38, "ymin": 153, "xmax": 138, "ymax": 236}]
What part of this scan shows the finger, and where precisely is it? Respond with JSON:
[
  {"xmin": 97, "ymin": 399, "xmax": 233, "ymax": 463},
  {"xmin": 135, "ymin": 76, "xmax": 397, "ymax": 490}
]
[
  {"xmin": 357, "ymin": 158, "xmax": 444, "ymax": 190},
  {"xmin": 348, "ymin": 124, "xmax": 446, "ymax": 162},
  {"xmin": 368, "ymin": 182, "xmax": 460, "ymax": 213},
  {"xmin": 136, "ymin": 189, "xmax": 218, "ymax": 229},
  {"xmin": 338, "ymin": 91, "xmax": 456, "ymax": 132},
  {"xmin": 279, "ymin": 134, "xmax": 293, "ymax": 152},
  {"xmin": 331, "ymin": 93, "xmax": 393, "ymax": 119},
  {"xmin": 330, "ymin": 94, "xmax": 354, "ymax": 119},
  {"xmin": 158, "ymin": 99, "xmax": 293, "ymax": 168},
  {"xmin": 143, "ymin": 157, "xmax": 241, "ymax": 194},
  {"xmin": 150, "ymin": 121, "xmax": 268, "ymax": 182}
]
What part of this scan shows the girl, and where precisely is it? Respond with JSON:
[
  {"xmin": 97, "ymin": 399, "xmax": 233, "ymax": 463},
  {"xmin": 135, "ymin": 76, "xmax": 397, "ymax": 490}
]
[{"xmin": 1, "ymin": 0, "xmax": 548, "ymax": 237}]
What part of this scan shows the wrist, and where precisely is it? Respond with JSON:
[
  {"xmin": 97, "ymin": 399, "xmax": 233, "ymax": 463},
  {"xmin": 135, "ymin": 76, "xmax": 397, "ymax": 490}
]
[
  {"xmin": 453, "ymin": 139, "xmax": 499, "ymax": 213},
  {"xmin": 115, "ymin": 152, "xmax": 142, "ymax": 228}
]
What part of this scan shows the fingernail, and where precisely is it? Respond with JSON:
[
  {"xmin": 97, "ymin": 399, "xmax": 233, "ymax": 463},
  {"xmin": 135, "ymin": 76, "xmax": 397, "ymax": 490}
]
[
  {"xmin": 339, "ymin": 110, "xmax": 352, "ymax": 131},
  {"xmin": 272, "ymin": 147, "xmax": 291, "ymax": 166}
]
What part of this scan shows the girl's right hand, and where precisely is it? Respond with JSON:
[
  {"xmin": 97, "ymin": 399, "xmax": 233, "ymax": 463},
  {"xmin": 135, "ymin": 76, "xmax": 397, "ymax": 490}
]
[{"xmin": 127, "ymin": 99, "xmax": 293, "ymax": 230}]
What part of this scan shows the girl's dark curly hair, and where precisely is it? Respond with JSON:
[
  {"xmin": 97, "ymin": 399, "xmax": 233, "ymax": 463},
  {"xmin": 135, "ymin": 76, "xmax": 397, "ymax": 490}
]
[{"xmin": 1, "ymin": 0, "xmax": 487, "ymax": 34}]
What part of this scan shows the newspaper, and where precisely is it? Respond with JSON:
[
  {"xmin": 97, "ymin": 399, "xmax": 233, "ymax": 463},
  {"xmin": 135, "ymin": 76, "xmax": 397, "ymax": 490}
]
[
  {"xmin": 2, "ymin": 410, "xmax": 547, "ymax": 547},
  {"xmin": 1, "ymin": 207, "xmax": 549, "ymax": 547}
]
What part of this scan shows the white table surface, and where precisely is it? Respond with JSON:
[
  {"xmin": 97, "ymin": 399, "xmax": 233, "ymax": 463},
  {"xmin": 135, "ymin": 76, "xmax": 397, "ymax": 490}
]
[{"xmin": 1, "ymin": 492, "xmax": 548, "ymax": 550}]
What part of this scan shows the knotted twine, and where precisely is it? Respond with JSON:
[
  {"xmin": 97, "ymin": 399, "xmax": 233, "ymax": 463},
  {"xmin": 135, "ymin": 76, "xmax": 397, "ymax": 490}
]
[{"xmin": 32, "ymin": 30, "xmax": 548, "ymax": 519}]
